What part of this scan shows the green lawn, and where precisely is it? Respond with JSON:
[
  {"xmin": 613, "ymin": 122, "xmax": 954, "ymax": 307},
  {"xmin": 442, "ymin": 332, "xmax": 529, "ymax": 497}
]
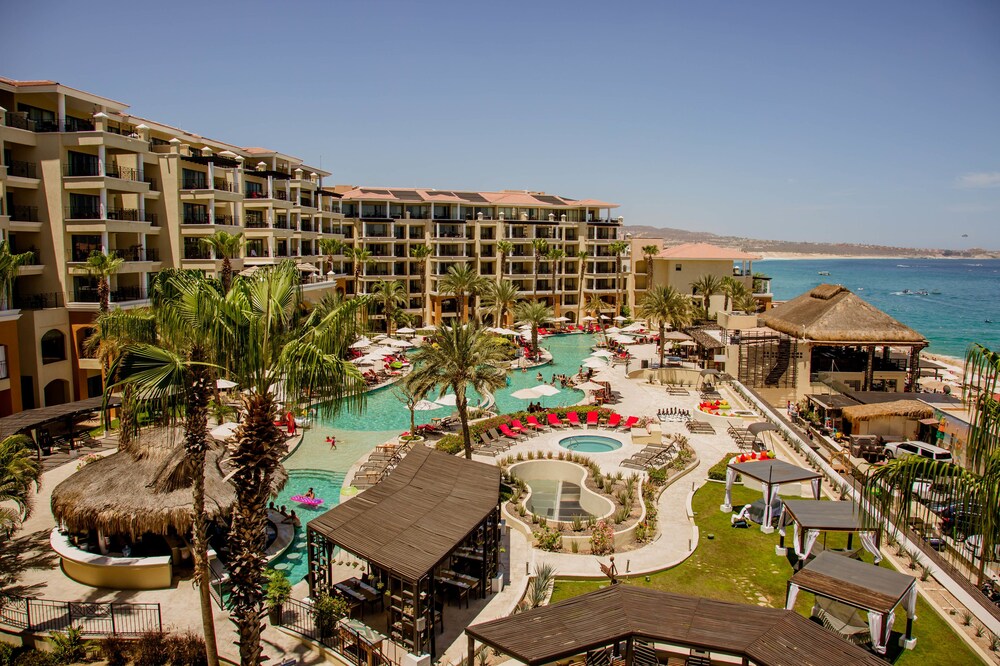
[{"xmin": 551, "ymin": 483, "xmax": 984, "ymax": 666}]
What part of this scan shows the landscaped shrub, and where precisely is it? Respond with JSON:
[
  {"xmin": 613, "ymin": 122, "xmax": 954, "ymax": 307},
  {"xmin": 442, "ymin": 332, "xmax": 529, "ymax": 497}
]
[
  {"xmin": 590, "ymin": 519, "xmax": 615, "ymax": 555},
  {"xmin": 646, "ymin": 467, "xmax": 667, "ymax": 485},
  {"xmin": 133, "ymin": 631, "xmax": 169, "ymax": 666},
  {"xmin": 12, "ymin": 651, "xmax": 56, "ymax": 666},
  {"xmin": 0, "ymin": 643, "xmax": 14, "ymax": 666},
  {"xmin": 99, "ymin": 635, "xmax": 131, "ymax": 666},
  {"xmin": 166, "ymin": 631, "xmax": 207, "ymax": 666},
  {"xmin": 434, "ymin": 435, "xmax": 463, "ymax": 454},
  {"xmin": 49, "ymin": 626, "xmax": 93, "ymax": 664},
  {"xmin": 707, "ymin": 453, "xmax": 742, "ymax": 481},
  {"xmin": 533, "ymin": 525, "xmax": 562, "ymax": 552},
  {"xmin": 314, "ymin": 593, "xmax": 352, "ymax": 638}
]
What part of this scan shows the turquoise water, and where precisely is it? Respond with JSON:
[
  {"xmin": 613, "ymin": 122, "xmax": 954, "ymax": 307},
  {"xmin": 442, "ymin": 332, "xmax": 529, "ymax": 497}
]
[
  {"xmin": 559, "ymin": 434, "xmax": 623, "ymax": 453},
  {"xmin": 269, "ymin": 469, "xmax": 344, "ymax": 582},
  {"xmin": 525, "ymin": 478, "xmax": 591, "ymax": 521},
  {"xmin": 757, "ymin": 259, "xmax": 1000, "ymax": 358}
]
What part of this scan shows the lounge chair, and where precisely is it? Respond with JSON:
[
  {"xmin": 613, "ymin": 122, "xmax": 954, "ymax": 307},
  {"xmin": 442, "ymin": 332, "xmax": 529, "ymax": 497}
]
[
  {"xmin": 565, "ymin": 411, "xmax": 582, "ymax": 427},
  {"xmin": 497, "ymin": 425, "xmax": 523, "ymax": 442},
  {"xmin": 605, "ymin": 413, "xmax": 621, "ymax": 429},
  {"xmin": 511, "ymin": 419, "xmax": 534, "ymax": 436},
  {"xmin": 620, "ymin": 416, "xmax": 639, "ymax": 430},
  {"xmin": 526, "ymin": 415, "xmax": 547, "ymax": 430},
  {"xmin": 585, "ymin": 411, "xmax": 599, "ymax": 428},
  {"xmin": 546, "ymin": 413, "xmax": 566, "ymax": 428}
]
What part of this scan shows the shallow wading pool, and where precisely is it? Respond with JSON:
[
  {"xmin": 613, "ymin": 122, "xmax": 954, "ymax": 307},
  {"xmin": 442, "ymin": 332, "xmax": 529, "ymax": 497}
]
[{"xmin": 559, "ymin": 434, "xmax": 623, "ymax": 453}]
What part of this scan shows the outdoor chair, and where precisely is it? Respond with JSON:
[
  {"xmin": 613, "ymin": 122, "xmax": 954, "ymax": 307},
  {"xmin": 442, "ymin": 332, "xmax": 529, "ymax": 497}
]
[
  {"xmin": 499, "ymin": 424, "xmax": 525, "ymax": 441},
  {"xmin": 605, "ymin": 413, "xmax": 622, "ymax": 429},
  {"xmin": 620, "ymin": 416, "xmax": 639, "ymax": 430},
  {"xmin": 586, "ymin": 411, "xmax": 599, "ymax": 428},
  {"xmin": 565, "ymin": 411, "xmax": 582, "ymax": 427},
  {"xmin": 526, "ymin": 415, "xmax": 547, "ymax": 430},
  {"xmin": 546, "ymin": 413, "xmax": 566, "ymax": 428},
  {"xmin": 511, "ymin": 419, "xmax": 535, "ymax": 435}
]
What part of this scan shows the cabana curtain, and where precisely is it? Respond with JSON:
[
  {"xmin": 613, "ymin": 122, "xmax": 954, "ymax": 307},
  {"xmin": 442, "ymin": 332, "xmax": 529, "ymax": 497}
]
[{"xmin": 858, "ymin": 531, "xmax": 883, "ymax": 564}]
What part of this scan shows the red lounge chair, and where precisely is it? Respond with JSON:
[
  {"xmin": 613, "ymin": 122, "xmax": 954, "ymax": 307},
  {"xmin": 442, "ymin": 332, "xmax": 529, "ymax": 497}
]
[
  {"xmin": 546, "ymin": 413, "xmax": 566, "ymax": 428},
  {"xmin": 511, "ymin": 419, "xmax": 534, "ymax": 435},
  {"xmin": 605, "ymin": 413, "xmax": 622, "ymax": 428},
  {"xmin": 527, "ymin": 415, "xmax": 547, "ymax": 430},
  {"xmin": 566, "ymin": 412, "xmax": 581, "ymax": 427},
  {"xmin": 499, "ymin": 424, "xmax": 523, "ymax": 441},
  {"xmin": 620, "ymin": 416, "xmax": 639, "ymax": 430},
  {"xmin": 586, "ymin": 411, "xmax": 599, "ymax": 428}
]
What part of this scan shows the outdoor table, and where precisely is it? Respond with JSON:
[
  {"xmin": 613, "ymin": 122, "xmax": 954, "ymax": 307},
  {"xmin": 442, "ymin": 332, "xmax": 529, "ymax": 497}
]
[
  {"xmin": 434, "ymin": 575, "xmax": 471, "ymax": 608},
  {"xmin": 344, "ymin": 577, "xmax": 384, "ymax": 610},
  {"xmin": 334, "ymin": 583, "xmax": 367, "ymax": 617}
]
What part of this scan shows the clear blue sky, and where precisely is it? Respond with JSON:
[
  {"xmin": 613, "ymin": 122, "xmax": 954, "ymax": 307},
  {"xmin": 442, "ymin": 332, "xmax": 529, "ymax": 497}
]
[{"xmin": 4, "ymin": 0, "xmax": 999, "ymax": 249}]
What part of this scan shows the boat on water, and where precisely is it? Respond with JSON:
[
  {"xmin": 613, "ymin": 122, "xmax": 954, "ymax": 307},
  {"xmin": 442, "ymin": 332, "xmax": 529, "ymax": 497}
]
[
  {"xmin": 916, "ymin": 289, "xmax": 929, "ymax": 296},
  {"xmin": 817, "ymin": 271, "xmax": 831, "ymax": 276}
]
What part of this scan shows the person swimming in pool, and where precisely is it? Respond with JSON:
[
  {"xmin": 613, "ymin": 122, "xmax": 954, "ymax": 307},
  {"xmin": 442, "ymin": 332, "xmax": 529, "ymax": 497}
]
[{"xmin": 305, "ymin": 487, "xmax": 315, "ymax": 499}]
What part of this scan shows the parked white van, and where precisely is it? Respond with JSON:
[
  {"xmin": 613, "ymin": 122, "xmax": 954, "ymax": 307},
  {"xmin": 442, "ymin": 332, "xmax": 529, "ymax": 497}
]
[{"xmin": 883, "ymin": 440, "xmax": 953, "ymax": 463}]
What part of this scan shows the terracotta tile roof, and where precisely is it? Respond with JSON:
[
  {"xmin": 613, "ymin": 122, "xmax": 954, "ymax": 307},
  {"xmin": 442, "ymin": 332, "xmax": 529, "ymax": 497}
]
[
  {"xmin": 335, "ymin": 186, "xmax": 618, "ymax": 208},
  {"xmin": 0, "ymin": 76, "xmax": 58, "ymax": 87},
  {"xmin": 656, "ymin": 242, "xmax": 760, "ymax": 261}
]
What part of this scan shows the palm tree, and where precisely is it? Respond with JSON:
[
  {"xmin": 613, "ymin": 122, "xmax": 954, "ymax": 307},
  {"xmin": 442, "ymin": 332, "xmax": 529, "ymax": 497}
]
[
  {"xmin": 395, "ymin": 374, "xmax": 429, "ymax": 441},
  {"xmin": 82, "ymin": 251, "xmax": 125, "ymax": 313},
  {"xmin": 732, "ymin": 290, "xmax": 759, "ymax": 314},
  {"xmin": 318, "ymin": 237, "xmax": 344, "ymax": 277},
  {"xmin": 482, "ymin": 279, "xmax": 520, "ymax": 327},
  {"xmin": 0, "ymin": 435, "xmax": 41, "ymax": 539},
  {"xmin": 515, "ymin": 300, "xmax": 554, "ymax": 356},
  {"xmin": 608, "ymin": 240, "xmax": 630, "ymax": 317},
  {"xmin": 587, "ymin": 294, "xmax": 610, "ymax": 335},
  {"xmin": 863, "ymin": 343, "xmax": 1000, "ymax": 585},
  {"xmin": 439, "ymin": 263, "xmax": 489, "ymax": 323},
  {"xmin": 641, "ymin": 244, "xmax": 659, "ymax": 293},
  {"xmin": 372, "ymin": 279, "xmax": 407, "ymax": 335},
  {"xmin": 408, "ymin": 322, "xmax": 508, "ymax": 459},
  {"xmin": 546, "ymin": 248, "xmax": 565, "ymax": 314},
  {"xmin": 200, "ymin": 231, "xmax": 244, "ymax": 293},
  {"xmin": 346, "ymin": 246, "xmax": 375, "ymax": 294},
  {"xmin": 691, "ymin": 273, "xmax": 723, "ymax": 319},
  {"xmin": 531, "ymin": 239, "xmax": 549, "ymax": 300},
  {"xmin": 0, "ymin": 241, "xmax": 34, "ymax": 310},
  {"xmin": 409, "ymin": 244, "xmax": 433, "ymax": 325},
  {"xmin": 575, "ymin": 251, "xmax": 589, "ymax": 324},
  {"xmin": 638, "ymin": 285, "xmax": 693, "ymax": 367},
  {"xmin": 496, "ymin": 240, "xmax": 514, "ymax": 283},
  {"xmin": 222, "ymin": 262, "xmax": 368, "ymax": 665},
  {"xmin": 719, "ymin": 275, "xmax": 743, "ymax": 313}
]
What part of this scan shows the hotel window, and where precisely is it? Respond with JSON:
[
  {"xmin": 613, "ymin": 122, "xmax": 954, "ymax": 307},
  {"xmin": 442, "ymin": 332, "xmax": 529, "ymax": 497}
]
[
  {"xmin": 675, "ymin": 263, "xmax": 682, "ymax": 271},
  {"xmin": 41, "ymin": 330, "xmax": 67, "ymax": 365},
  {"xmin": 66, "ymin": 151, "xmax": 99, "ymax": 177},
  {"xmin": 183, "ymin": 203, "xmax": 208, "ymax": 224},
  {"xmin": 71, "ymin": 235, "xmax": 102, "ymax": 262},
  {"xmin": 245, "ymin": 181, "xmax": 264, "ymax": 198},
  {"xmin": 182, "ymin": 168, "xmax": 207, "ymax": 190},
  {"xmin": 0, "ymin": 345, "xmax": 7, "ymax": 380}
]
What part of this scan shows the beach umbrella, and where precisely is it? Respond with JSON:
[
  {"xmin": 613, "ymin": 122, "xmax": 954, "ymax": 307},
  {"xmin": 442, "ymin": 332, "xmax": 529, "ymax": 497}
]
[
  {"xmin": 591, "ymin": 350, "xmax": 615, "ymax": 358},
  {"xmin": 352, "ymin": 357, "xmax": 375, "ymax": 366},
  {"xmin": 369, "ymin": 345, "xmax": 395, "ymax": 355},
  {"xmin": 605, "ymin": 326, "xmax": 621, "ymax": 334},
  {"xmin": 583, "ymin": 357, "xmax": 608, "ymax": 369},
  {"xmin": 350, "ymin": 338, "xmax": 372, "ymax": 349},
  {"xmin": 678, "ymin": 340, "xmax": 698, "ymax": 347},
  {"xmin": 413, "ymin": 399, "xmax": 443, "ymax": 411},
  {"xmin": 396, "ymin": 327, "xmax": 416, "ymax": 335},
  {"xmin": 575, "ymin": 381, "xmax": 605, "ymax": 392},
  {"xmin": 613, "ymin": 334, "xmax": 636, "ymax": 344},
  {"xmin": 372, "ymin": 334, "xmax": 387, "ymax": 342},
  {"xmin": 581, "ymin": 316, "xmax": 596, "ymax": 322},
  {"xmin": 295, "ymin": 262, "xmax": 320, "ymax": 273},
  {"xmin": 663, "ymin": 331, "xmax": 692, "ymax": 341},
  {"xmin": 599, "ymin": 315, "xmax": 610, "ymax": 321},
  {"xmin": 548, "ymin": 316, "xmax": 570, "ymax": 322},
  {"xmin": 510, "ymin": 387, "xmax": 543, "ymax": 400},
  {"xmin": 530, "ymin": 384, "xmax": 561, "ymax": 396},
  {"xmin": 623, "ymin": 322, "xmax": 645, "ymax": 332},
  {"xmin": 216, "ymin": 378, "xmax": 238, "ymax": 390},
  {"xmin": 435, "ymin": 394, "xmax": 458, "ymax": 407},
  {"xmin": 210, "ymin": 421, "xmax": 240, "ymax": 441},
  {"xmin": 614, "ymin": 315, "xmax": 627, "ymax": 322}
]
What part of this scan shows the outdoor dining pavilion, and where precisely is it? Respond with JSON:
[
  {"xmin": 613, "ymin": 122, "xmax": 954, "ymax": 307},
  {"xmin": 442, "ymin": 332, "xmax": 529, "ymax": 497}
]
[
  {"xmin": 467, "ymin": 584, "xmax": 886, "ymax": 666},
  {"xmin": 306, "ymin": 446, "xmax": 501, "ymax": 657},
  {"xmin": 722, "ymin": 459, "xmax": 822, "ymax": 533},
  {"xmin": 776, "ymin": 500, "xmax": 883, "ymax": 565},
  {"xmin": 787, "ymin": 552, "xmax": 918, "ymax": 655}
]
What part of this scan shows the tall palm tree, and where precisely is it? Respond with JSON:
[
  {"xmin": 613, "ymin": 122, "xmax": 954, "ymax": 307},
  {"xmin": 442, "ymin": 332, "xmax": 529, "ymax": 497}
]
[
  {"xmin": 0, "ymin": 435, "xmax": 41, "ymax": 540},
  {"xmin": 638, "ymin": 285, "xmax": 693, "ymax": 367},
  {"xmin": 531, "ymin": 239, "xmax": 549, "ymax": 301},
  {"xmin": 318, "ymin": 237, "xmax": 344, "ymax": 277},
  {"xmin": 0, "ymin": 241, "xmax": 34, "ymax": 310},
  {"xmin": 408, "ymin": 322, "xmax": 508, "ymax": 459},
  {"xmin": 641, "ymin": 244, "xmax": 659, "ymax": 293},
  {"xmin": 222, "ymin": 262, "xmax": 368, "ymax": 665},
  {"xmin": 346, "ymin": 246, "xmax": 375, "ymax": 294},
  {"xmin": 719, "ymin": 275, "xmax": 743, "ymax": 313},
  {"xmin": 608, "ymin": 240, "xmax": 630, "ymax": 317},
  {"xmin": 395, "ymin": 373, "xmax": 429, "ymax": 441},
  {"xmin": 546, "ymin": 248, "xmax": 565, "ymax": 314},
  {"xmin": 691, "ymin": 273, "xmax": 723, "ymax": 319},
  {"xmin": 587, "ymin": 294, "xmax": 610, "ymax": 336},
  {"xmin": 439, "ymin": 263, "xmax": 489, "ymax": 323},
  {"xmin": 863, "ymin": 343, "xmax": 1000, "ymax": 585},
  {"xmin": 105, "ymin": 272, "xmax": 227, "ymax": 666},
  {"xmin": 496, "ymin": 240, "xmax": 514, "ymax": 283},
  {"xmin": 82, "ymin": 251, "xmax": 125, "ymax": 313},
  {"xmin": 482, "ymin": 279, "xmax": 520, "ymax": 327},
  {"xmin": 575, "ymin": 250, "xmax": 589, "ymax": 324},
  {"xmin": 409, "ymin": 244, "xmax": 433, "ymax": 325},
  {"xmin": 372, "ymin": 279, "xmax": 407, "ymax": 335},
  {"xmin": 200, "ymin": 231, "xmax": 244, "ymax": 294},
  {"xmin": 514, "ymin": 300, "xmax": 554, "ymax": 356}
]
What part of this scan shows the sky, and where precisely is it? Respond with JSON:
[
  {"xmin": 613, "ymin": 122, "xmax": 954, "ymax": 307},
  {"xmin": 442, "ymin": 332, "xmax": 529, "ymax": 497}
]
[{"xmin": 4, "ymin": 1, "xmax": 999, "ymax": 249}]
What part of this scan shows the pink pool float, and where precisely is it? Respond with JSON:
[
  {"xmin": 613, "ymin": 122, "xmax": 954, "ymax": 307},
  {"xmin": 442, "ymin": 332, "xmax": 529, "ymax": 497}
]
[{"xmin": 291, "ymin": 495, "xmax": 324, "ymax": 507}]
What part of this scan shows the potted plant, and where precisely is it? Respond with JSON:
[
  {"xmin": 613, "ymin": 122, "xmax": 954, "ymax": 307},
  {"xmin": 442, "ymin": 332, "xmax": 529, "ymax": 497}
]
[
  {"xmin": 265, "ymin": 568, "xmax": 292, "ymax": 624},
  {"xmin": 313, "ymin": 592, "xmax": 352, "ymax": 640}
]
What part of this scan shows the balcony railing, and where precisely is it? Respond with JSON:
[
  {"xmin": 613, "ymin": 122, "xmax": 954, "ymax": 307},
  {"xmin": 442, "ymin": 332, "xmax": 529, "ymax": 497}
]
[
  {"xmin": 299, "ymin": 198, "xmax": 314, "ymax": 207},
  {"xmin": 6, "ymin": 160, "xmax": 37, "ymax": 178},
  {"xmin": 65, "ymin": 206, "xmax": 102, "ymax": 220},
  {"xmin": 13, "ymin": 292, "xmax": 65, "ymax": 310},
  {"xmin": 4, "ymin": 111, "xmax": 34, "ymax": 131},
  {"xmin": 183, "ymin": 214, "xmax": 210, "ymax": 225},
  {"xmin": 213, "ymin": 179, "xmax": 235, "ymax": 192},
  {"xmin": 64, "ymin": 164, "xmax": 101, "ymax": 177},
  {"xmin": 74, "ymin": 286, "xmax": 148, "ymax": 303},
  {"xmin": 183, "ymin": 247, "xmax": 214, "ymax": 260},
  {"xmin": 273, "ymin": 220, "xmax": 290, "ymax": 230},
  {"xmin": 107, "ymin": 208, "xmax": 157, "ymax": 224},
  {"xmin": 143, "ymin": 176, "xmax": 158, "ymax": 190},
  {"xmin": 182, "ymin": 178, "xmax": 209, "ymax": 190},
  {"xmin": 104, "ymin": 247, "xmax": 159, "ymax": 262},
  {"xmin": 105, "ymin": 165, "xmax": 141, "ymax": 181},
  {"xmin": 11, "ymin": 205, "xmax": 39, "ymax": 222},
  {"xmin": 215, "ymin": 214, "xmax": 235, "ymax": 226},
  {"xmin": 245, "ymin": 216, "xmax": 268, "ymax": 229}
]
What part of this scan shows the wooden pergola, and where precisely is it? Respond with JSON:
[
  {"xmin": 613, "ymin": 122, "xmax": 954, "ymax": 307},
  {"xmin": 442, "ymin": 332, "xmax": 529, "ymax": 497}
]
[
  {"xmin": 777, "ymin": 500, "xmax": 883, "ymax": 566},
  {"xmin": 467, "ymin": 585, "xmax": 887, "ymax": 666},
  {"xmin": 306, "ymin": 446, "xmax": 501, "ymax": 657},
  {"xmin": 723, "ymin": 459, "xmax": 822, "ymax": 533}
]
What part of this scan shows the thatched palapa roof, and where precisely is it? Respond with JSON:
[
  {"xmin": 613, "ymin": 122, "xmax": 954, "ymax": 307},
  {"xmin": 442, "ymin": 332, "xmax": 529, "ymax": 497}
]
[
  {"xmin": 760, "ymin": 284, "xmax": 926, "ymax": 344},
  {"xmin": 841, "ymin": 400, "xmax": 933, "ymax": 423},
  {"xmin": 51, "ymin": 427, "xmax": 245, "ymax": 537}
]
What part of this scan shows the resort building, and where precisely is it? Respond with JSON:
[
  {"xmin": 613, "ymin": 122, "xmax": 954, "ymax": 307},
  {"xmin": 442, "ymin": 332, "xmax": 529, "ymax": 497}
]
[
  {"xmin": 630, "ymin": 241, "xmax": 772, "ymax": 314},
  {"xmin": 330, "ymin": 186, "xmax": 624, "ymax": 327},
  {"xmin": 0, "ymin": 75, "xmax": 347, "ymax": 412}
]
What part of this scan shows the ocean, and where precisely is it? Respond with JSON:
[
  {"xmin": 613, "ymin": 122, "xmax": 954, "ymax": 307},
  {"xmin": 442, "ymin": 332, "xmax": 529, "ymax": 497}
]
[{"xmin": 755, "ymin": 258, "xmax": 1000, "ymax": 359}]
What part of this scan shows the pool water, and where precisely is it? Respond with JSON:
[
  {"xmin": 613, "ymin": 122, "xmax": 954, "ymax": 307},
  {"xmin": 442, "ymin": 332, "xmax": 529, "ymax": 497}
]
[
  {"xmin": 559, "ymin": 435, "xmax": 623, "ymax": 453},
  {"xmin": 526, "ymin": 479, "xmax": 592, "ymax": 521},
  {"xmin": 269, "ymin": 469, "xmax": 345, "ymax": 582}
]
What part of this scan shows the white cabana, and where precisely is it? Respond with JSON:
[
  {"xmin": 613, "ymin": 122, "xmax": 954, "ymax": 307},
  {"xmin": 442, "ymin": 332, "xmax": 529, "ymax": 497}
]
[{"xmin": 722, "ymin": 459, "xmax": 822, "ymax": 533}]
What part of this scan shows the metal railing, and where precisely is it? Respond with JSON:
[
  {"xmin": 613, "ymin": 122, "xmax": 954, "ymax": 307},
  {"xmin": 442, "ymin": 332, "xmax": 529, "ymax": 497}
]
[
  {"xmin": 143, "ymin": 176, "xmax": 158, "ymax": 190},
  {"xmin": 0, "ymin": 595, "xmax": 161, "ymax": 636},
  {"xmin": 6, "ymin": 159, "xmax": 37, "ymax": 178},
  {"xmin": 13, "ymin": 292, "xmax": 64, "ymax": 310},
  {"xmin": 245, "ymin": 217, "xmax": 268, "ymax": 229},
  {"xmin": 213, "ymin": 179, "xmax": 235, "ymax": 192},
  {"xmin": 11, "ymin": 205, "xmax": 39, "ymax": 222},
  {"xmin": 64, "ymin": 164, "xmax": 101, "ymax": 177},
  {"xmin": 183, "ymin": 214, "xmax": 211, "ymax": 225},
  {"xmin": 182, "ymin": 177, "xmax": 209, "ymax": 190},
  {"xmin": 215, "ymin": 214, "xmax": 236, "ymax": 226},
  {"xmin": 105, "ymin": 165, "xmax": 140, "ymax": 181},
  {"xmin": 65, "ymin": 206, "xmax": 102, "ymax": 220},
  {"xmin": 184, "ymin": 248, "xmax": 214, "ymax": 260},
  {"xmin": 73, "ymin": 286, "xmax": 148, "ymax": 303}
]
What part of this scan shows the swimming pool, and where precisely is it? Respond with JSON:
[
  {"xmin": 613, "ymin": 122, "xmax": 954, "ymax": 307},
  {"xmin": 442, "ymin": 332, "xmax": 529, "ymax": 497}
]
[
  {"xmin": 559, "ymin": 435, "xmax": 623, "ymax": 453},
  {"xmin": 510, "ymin": 460, "xmax": 615, "ymax": 524},
  {"xmin": 269, "ymin": 469, "xmax": 345, "ymax": 582},
  {"xmin": 525, "ymin": 479, "xmax": 592, "ymax": 521}
]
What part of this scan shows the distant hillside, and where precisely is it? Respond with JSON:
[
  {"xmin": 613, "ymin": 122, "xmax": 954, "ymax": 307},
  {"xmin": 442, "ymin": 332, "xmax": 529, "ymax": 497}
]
[{"xmin": 624, "ymin": 225, "xmax": 999, "ymax": 258}]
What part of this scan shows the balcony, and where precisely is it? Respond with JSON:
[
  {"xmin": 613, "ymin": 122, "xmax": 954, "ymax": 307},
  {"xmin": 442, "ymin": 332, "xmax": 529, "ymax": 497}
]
[
  {"xmin": 183, "ymin": 213, "xmax": 210, "ymax": 225},
  {"xmin": 214, "ymin": 214, "xmax": 235, "ymax": 226},
  {"xmin": 183, "ymin": 247, "xmax": 214, "ymax": 260},
  {"xmin": 182, "ymin": 177, "xmax": 209, "ymax": 190},
  {"xmin": 213, "ymin": 179, "xmax": 236, "ymax": 192},
  {"xmin": 105, "ymin": 165, "xmax": 141, "ymax": 182},
  {"xmin": 13, "ymin": 292, "xmax": 65, "ymax": 310},
  {"xmin": 11, "ymin": 205, "xmax": 39, "ymax": 222},
  {"xmin": 108, "ymin": 247, "xmax": 159, "ymax": 262},
  {"xmin": 108, "ymin": 208, "xmax": 158, "ymax": 225},
  {"xmin": 143, "ymin": 176, "xmax": 158, "ymax": 190},
  {"xmin": 245, "ymin": 216, "xmax": 268, "ymax": 229},
  {"xmin": 6, "ymin": 160, "xmax": 37, "ymax": 179},
  {"xmin": 74, "ymin": 285, "xmax": 147, "ymax": 304}
]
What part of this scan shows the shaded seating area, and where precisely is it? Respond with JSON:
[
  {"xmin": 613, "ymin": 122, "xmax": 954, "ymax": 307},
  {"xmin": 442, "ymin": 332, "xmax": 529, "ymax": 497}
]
[
  {"xmin": 307, "ymin": 447, "xmax": 501, "ymax": 657},
  {"xmin": 787, "ymin": 552, "xmax": 918, "ymax": 655},
  {"xmin": 467, "ymin": 584, "xmax": 885, "ymax": 666},
  {"xmin": 777, "ymin": 499, "xmax": 883, "ymax": 566},
  {"xmin": 0, "ymin": 395, "xmax": 121, "ymax": 458},
  {"xmin": 722, "ymin": 459, "xmax": 822, "ymax": 533}
]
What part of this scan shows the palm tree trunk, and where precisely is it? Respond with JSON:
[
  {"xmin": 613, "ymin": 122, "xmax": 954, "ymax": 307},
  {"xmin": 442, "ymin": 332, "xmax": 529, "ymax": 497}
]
[
  {"xmin": 533, "ymin": 254, "xmax": 539, "ymax": 301},
  {"xmin": 577, "ymin": 271, "xmax": 584, "ymax": 325},
  {"xmin": 419, "ymin": 262, "xmax": 428, "ymax": 326},
  {"xmin": 616, "ymin": 258, "xmax": 623, "ymax": 317},
  {"xmin": 185, "ymin": 349, "xmax": 220, "ymax": 666},
  {"xmin": 222, "ymin": 258, "xmax": 233, "ymax": 294},
  {"xmin": 229, "ymin": 392, "xmax": 286, "ymax": 666},
  {"xmin": 658, "ymin": 322, "xmax": 666, "ymax": 367},
  {"xmin": 532, "ymin": 327, "xmax": 539, "ymax": 355},
  {"xmin": 98, "ymin": 277, "xmax": 110, "ymax": 314},
  {"xmin": 456, "ymin": 390, "xmax": 472, "ymax": 460}
]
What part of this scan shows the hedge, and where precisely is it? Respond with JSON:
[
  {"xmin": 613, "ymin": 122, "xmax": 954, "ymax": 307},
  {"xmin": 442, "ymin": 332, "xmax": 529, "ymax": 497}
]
[{"xmin": 707, "ymin": 452, "xmax": 742, "ymax": 481}]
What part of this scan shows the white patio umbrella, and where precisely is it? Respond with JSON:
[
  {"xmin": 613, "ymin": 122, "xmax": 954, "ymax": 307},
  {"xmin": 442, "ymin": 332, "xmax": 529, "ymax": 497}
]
[
  {"xmin": 614, "ymin": 315, "xmax": 627, "ymax": 322},
  {"xmin": 581, "ymin": 316, "xmax": 596, "ymax": 322},
  {"xmin": 548, "ymin": 316, "xmax": 570, "ymax": 322},
  {"xmin": 216, "ymin": 378, "xmax": 238, "ymax": 390},
  {"xmin": 389, "ymin": 339, "xmax": 414, "ymax": 348},
  {"xmin": 612, "ymin": 334, "xmax": 636, "ymax": 344},
  {"xmin": 494, "ymin": 328, "xmax": 518, "ymax": 336},
  {"xmin": 210, "ymin": 422, "xmax": 240, "ymax": 441},
  {"xmin": 529, "ymin": 384, "xmax": 561, "ymax": 396},
  {"xmin": 396, "ymin": 326, "xmax": 416, "ymax": 335},
  {"xmin": 372, "ymin": 334, "xmax": 388, "ymax": 342},
  {"xmin": 352, "ymin": 357, "xmax": 376, "ymax": 366},
  {"xmin": 583, "ymin": 357, "xmax": 609, "ymax": 369},
  {"xmin": 606, "ymin": 326, "xmax": 621, "ymax": 334},
  {"xmin": 575, "ymin": 380, "xmax": 605, "ymax": 392},
  {"xmin": 599, "ymin": 315, "xmax": 611, "ymax": 321},
  {"xmin": 369, "ymin": 345, "xmax": 395, "ymax": 355},
  {"xmin": 677, "ymin": 340, "xmax": 698, "ymax": 347},
  {"xmin": 623, "ymin": 322, "xmax": 645, "ymax": 332},
  {"xmin": 435, "ymin": 394, "xmax": 458, "ymax": 407},
  {"xmin": 413, "ymin": 399, "xmax": 443, "ymax": 411},
  {"xmin": 510, "ymin": 387, "xmax": 543, "ymax": 400},
  {"xmin": 590, "ymin": 350, "xmax": 615, "ymax": 358},
  {"xmin": 350, "ymin": 338, "xmax": 372, "ymax": 349}
]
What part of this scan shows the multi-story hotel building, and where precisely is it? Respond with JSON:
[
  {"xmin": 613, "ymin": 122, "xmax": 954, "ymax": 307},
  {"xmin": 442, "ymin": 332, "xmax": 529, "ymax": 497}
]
[
  {"xmin": 0, "ymin": 76, "xmax": 345, "ymax": 413},
  {"xmin": 0, "ymin": 76, "xmax": 625, "ymax": 414},
  {"xmin": 331, "ymin": 187, "xmax": 624, "ymax": 327}
]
